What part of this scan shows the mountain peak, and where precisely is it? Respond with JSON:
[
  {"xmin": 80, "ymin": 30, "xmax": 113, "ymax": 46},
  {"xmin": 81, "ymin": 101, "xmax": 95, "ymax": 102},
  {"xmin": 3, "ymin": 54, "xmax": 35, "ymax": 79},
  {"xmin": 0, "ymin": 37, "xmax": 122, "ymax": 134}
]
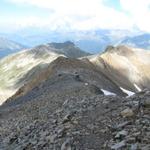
[
  {"xmin": 104, "ymin": 45, "xmax": 115, "ymax": 52},
  {"xmin": 33, "ymin": 41, "xmax": 90, "ymax": 58},
  {"xmin": 48, "ymin": 41, "xmax": 75, "ymax": 49},
  {"xmin": 104, "ymin": 45, "xmax": 134, "ymax": 56}
]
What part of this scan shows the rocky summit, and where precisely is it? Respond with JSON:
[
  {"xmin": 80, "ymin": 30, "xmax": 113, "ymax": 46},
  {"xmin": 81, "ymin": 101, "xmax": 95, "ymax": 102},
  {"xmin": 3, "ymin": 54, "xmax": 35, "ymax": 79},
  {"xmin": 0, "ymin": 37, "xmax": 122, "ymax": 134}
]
[
  {"xmin": 33, "ymin": 41, "xmax": 90, "ymax": 58},
  {"xmin": 0, "ymin": 44, "xmax": 150, "ymax": 150}
]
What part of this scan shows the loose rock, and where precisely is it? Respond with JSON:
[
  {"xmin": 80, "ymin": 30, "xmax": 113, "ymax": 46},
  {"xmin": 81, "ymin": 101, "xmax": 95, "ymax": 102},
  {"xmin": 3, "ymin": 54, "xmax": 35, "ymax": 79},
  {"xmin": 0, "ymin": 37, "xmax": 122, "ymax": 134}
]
[{"xmin": 121, "ymin": 108, "xmax": 134, "ymax": 117}]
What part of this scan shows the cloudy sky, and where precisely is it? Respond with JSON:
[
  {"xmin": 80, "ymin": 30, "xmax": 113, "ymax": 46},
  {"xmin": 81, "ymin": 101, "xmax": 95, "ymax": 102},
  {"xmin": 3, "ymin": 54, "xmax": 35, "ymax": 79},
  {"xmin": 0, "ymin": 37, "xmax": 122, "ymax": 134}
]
[{"xmin": 0, "ymin": 0, "xmax": 150, "ymax": 32}]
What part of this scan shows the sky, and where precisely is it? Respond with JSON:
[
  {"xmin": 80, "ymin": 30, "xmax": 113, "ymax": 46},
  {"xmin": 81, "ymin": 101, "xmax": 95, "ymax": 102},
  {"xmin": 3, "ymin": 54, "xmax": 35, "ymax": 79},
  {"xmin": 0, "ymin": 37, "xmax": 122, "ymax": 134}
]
[{"xmin": 0, "ymin": 0, "xmax": 150, "ymax": 33}]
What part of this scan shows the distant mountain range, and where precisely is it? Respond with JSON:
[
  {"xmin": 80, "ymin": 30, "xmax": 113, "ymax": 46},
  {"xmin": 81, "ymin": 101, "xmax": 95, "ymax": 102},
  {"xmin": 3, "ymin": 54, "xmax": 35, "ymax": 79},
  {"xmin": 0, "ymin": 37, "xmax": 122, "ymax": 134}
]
[
  {"xmin": 0, "ymin": 37, "xmax": 26, "ymax": 58},
  {"xmin": 0, "ymin": 29, "xmax": 141, "ymax": 55},
  {"xmin": 0, "ymin": 30, "xmax": 150, "ymax": 59},
  {"xmin": 120, "ymin": 33, "xmax": 150, "ymax": 49}
]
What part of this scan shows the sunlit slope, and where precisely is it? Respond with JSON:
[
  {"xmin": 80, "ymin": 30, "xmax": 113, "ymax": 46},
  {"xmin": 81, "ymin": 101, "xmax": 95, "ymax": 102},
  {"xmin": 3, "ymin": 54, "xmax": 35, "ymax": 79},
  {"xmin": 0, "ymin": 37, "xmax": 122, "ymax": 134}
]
[
  {"xmin": 89, "ymin": 45, "xmax": 150, "ymax": 92},
  {"xmin": 0, "ymin": 49, "xmax": 63, "ymax": 104}
]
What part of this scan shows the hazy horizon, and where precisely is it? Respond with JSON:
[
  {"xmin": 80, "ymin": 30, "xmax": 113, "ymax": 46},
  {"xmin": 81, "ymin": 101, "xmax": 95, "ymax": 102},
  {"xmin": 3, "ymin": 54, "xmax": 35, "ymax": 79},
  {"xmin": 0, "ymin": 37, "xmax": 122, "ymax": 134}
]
[{"xmin": 0, "ymin": 0, "xmax": 150, "ymax": 55}]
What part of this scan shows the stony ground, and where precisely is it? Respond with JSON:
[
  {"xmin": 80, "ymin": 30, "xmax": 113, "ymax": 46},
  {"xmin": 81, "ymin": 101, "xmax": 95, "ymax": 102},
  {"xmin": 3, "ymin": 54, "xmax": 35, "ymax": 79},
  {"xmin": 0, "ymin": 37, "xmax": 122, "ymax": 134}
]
[{"xmin": 0, "ymin": 73, "xmax": 150, "ymax": 150}]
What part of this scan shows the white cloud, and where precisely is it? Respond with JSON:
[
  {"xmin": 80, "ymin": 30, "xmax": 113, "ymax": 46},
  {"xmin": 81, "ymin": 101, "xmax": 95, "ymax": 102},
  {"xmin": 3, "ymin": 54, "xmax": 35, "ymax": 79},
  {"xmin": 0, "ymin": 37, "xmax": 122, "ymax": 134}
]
[
  {"xmin": 10, "ymin": 0, "xmax": 103, "ymax": 16},
  {"xmin": 5, "ymin": 0, "xmax": 135, "ymax": 31},
  {"xmin": 120, "ymin": 0, "xmax": 150, "ymax": 32}
]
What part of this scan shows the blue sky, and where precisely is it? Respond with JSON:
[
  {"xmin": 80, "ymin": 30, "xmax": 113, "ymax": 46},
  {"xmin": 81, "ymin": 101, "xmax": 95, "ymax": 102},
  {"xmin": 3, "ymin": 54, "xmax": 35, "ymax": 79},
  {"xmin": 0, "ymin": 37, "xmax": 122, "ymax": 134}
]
[
  {"xmin": 0, "ymin": 0, "xmax": 49, "ymax": 17},
  {"xmin": 0, "ymin": 0, "xmax": 150, "ymax": 32},
  {"xmin": 104, "ymin": 0, "xmax": 122, "ymax": 11}
]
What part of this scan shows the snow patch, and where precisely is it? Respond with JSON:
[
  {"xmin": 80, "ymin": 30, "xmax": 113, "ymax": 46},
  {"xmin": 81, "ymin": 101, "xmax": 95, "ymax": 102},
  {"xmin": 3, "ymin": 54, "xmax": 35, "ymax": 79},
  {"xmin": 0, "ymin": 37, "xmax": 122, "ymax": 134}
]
[
  {"xmin": 134, "ymin": 84, "xmax": 142, "ymax": 92},
  {"xmin": 120, "ymin": 87, "xmax": 135, "ymax": 97},
  {"xmin": 101, "ymin": 89, "xmax": 116, "ymax": 96}
]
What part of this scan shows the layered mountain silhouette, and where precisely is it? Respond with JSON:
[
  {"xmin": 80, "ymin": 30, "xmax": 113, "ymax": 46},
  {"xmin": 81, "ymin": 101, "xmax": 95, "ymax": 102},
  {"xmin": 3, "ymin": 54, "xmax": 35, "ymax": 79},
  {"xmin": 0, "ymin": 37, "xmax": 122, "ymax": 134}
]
[
  {"xmin": 120, "ymin": 33, "xmax": 150, "ymax": 49},
  {"xmin": 0, "ymin": 42, "xmax": 150, "ymax": 149},
  {"xmin": 1, "ymin": 43, "xmax": 150, "ymax": 106}
]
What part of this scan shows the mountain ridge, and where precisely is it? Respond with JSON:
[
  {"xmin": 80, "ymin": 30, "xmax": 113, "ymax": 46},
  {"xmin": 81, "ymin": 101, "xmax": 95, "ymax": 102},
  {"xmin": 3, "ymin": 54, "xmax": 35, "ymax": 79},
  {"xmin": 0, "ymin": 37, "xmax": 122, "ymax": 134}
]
[
  {"xmin": 0, "ymin": 43, "xmax": 150, "ymax": 149},
  {"xmin": 89, "ymin": 45, "xmax": 150, "ymax": 92},
  {"xmin": 34, "ymin": 41, "xmax": 91, "ymax": 58},
  {"xmin": 0, "ymin": 42, "xmax": 91, "ymax": 104}
]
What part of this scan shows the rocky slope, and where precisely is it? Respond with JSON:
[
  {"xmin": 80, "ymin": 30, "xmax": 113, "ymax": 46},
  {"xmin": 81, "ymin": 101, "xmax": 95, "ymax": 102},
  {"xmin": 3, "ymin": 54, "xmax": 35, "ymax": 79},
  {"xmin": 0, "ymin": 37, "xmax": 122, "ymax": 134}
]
[
  {"xmin": 89, "ymin": 45, "xmax": 150, "ymax": 93},
  {"xmin": 0, "ymin": 75, "xmax": 150, "ymax": 149},
  {"xmin": 0, "ymin": 45, "xmax": 150, "ymax": 149}
]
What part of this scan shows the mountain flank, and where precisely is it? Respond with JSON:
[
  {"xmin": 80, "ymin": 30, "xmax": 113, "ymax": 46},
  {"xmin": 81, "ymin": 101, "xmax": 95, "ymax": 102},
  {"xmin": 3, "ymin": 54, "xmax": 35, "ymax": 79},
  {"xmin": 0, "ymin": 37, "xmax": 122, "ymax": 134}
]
[
  {"xmin": 0, "ymin": 42, "xmax": 90, "ymax": 104},
  {"xmin": 89, "ymin": 45, "xmax": 150, "ymax": 92},
  {"xmin": 0, "ymin": 44, "xmax": 150, "ymax": 149}
]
